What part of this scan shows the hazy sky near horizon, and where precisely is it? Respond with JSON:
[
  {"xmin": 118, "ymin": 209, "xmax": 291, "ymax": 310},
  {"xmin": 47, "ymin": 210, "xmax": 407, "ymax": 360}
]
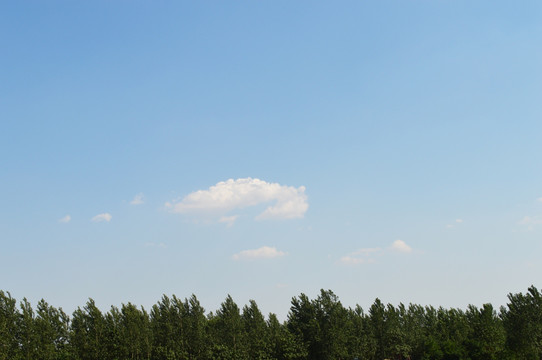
[{"xmin": 1, "ymin": 1, "xmax": 542, "ymax": 319}]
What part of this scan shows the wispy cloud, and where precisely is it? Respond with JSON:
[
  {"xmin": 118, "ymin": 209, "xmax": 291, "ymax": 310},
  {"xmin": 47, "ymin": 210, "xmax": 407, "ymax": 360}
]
[
  {"xmin": 219, "ymin": 215, "xmax": 238, "ymax": 227},
  {"xmin": 517, "ymin": 215, "xmax": 542, "ymax": 231},
  {"xmin": 339, "ymin": 247, "xmax": 382, "ymax": 265},
  {"xmin": 166, "ymin": 178, "xmax": 308, "ymax": 222},
  {"xmin": 130, "ymin": 193, "xmax": 144, "ymax": 205},
  {"xmin": 58, "ymin": 215, "xmax": 71, "ymax": 223},
  {"xmin": 446, "ymin": 218, "xmax": 464, "ymax": 228},
  {"xmin": 351, "ymin": 247, "xmax": 381, "ymax": 256},
  {"xmin": 339, "ymin": 255, "xmax": 377, "ymax": 265},
  {"xmin": 518, "ymin": 216, "xmax": 542, "ymax": 225},
  {"xmin": 537, "ymin": 197, "xmax": 542, "ymax": 203},
  {"xmin": 340, "ymin": 241, "xmax": 414, "ymax": 265},
  {"xmin": 91, "ymin": 213, "xmax": 112, "ymax": 222},
  {"xmin": 232, "ymin": 246, "xmax": 287, "ymax": 261}
]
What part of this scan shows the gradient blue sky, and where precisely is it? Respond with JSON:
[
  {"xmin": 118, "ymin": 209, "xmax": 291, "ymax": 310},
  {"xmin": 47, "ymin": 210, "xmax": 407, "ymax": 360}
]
[{"xmin": 1, "ymin": 1, "xmax": 541, "ymax": 319}]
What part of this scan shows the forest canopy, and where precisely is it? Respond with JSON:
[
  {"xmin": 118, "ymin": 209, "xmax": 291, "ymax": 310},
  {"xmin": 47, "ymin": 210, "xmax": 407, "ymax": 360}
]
[{"xmin": 1, "ymin": 286, "xmax": 542, "ymax": 360}]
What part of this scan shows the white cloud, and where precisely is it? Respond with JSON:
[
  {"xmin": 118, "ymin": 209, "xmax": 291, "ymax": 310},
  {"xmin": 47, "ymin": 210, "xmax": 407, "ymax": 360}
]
[
  {"xmin": 537, "ymin": 197, "xmax": 542, "ymax": 203},
  {"xmin": 446, "ymin": 219, "xmax": 463, "ymax": 228},
  {"xmin": 390, "ymin": 239, "xmax": 412, "ymax": 253},
  {"xmin": 91, "ymin": 213, "xmax": 112, "ymax": 222},
  {"xmin": 166, "ymin": 178, "xmax": 308, "ymax": 221},
  {"xmin": 232, "ymin": 246, "xmax": 286, "ymax": 260},
  {"xmin": 339, "ymin": 255, "xmax": 377, "ymax": 265},
  {"xmin": 219, "ymin": 215, "xmax": 238, "ymax": 227},
  {"xmin": 351, "ymin": 247, "xmax": 381, "ymax": 256},
  {"xmin": 339, "ymin": 247, "xmax": 381, "ymax": 265},
  {"xmin": 340, "ymin": 241, "xmax": 414, "ymax": 265},
  {"xmin": 130, "ymin": 193, "xmax": 144, "ymax": 205},
  {"xmin": 518, "ymin": 216, "xmax": 542, "ymax": 225},
  {"xmin": 58, "ymin": 215, "xmax": 71, "ymax": 223}
]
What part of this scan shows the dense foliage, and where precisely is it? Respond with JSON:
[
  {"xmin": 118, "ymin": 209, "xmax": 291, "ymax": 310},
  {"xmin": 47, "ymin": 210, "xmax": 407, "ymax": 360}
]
[{"xmin": 1, "ymin": 286, "xmax": 542, "ymax": 360}]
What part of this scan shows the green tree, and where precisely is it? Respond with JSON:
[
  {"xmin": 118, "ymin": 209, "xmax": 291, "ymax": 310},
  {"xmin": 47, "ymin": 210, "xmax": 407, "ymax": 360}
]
[
  {"xmin": 502, "ymin": 286, "xmax": 542, "ymax": 359},
  {"xmin": 347, "ymin": 305, "xmax": 375, "ymax": 360},
  {"xmin": 103, "ymin": 306, "xmax": 123, "ymax": 360},
  {"xmin": 433, "ymin": 307, "xmax": 469, "ymax": 360},
  {"xmin": 385, "ymin": 303, "xmax": 411, "ymax": 360},
  {"xmin": 368, "ymin": 298, "xmax": 387, "ymax": 360},
  {"xmin": 34, "ymin": 299, "xmax": 71, "ymax": 360},
  {"xmin": 313, "ymin": 289, "xmax": 351, "ymax": 359},
  {"xmin": 268, "ymin": 313, "xmax": 307, "ymax": 360},
  {"xmin": 19, "ymin": 298, "xmax": 37, "ymax": 360},
  {"xmin": 208, "ymin": 295, "xmax": 247, "ymax": 359},
  {"xmin": 401, "ymin": 304, "xmax": 427, "ymax": 360},
  {"xmin": 287, "ymin": 290, "xmax": 352, "ymax": 359},
  {"xmin": 465, "ymin": 303, "xmax": 505, "ymax": 360},
  {"xmin": 287, "ymin": 293, "xmax": 317, "ymax": 359},
  {"xmin": 0, "ymin": 291, "xmax": 21, "ymax": 360},
  {"xmin": 183, "ymin": 295, "xmax": 207, "ymax": 360},
  {"xmin": 118, "ymin": 302, "xmax": 152, "ymax": 360},
  {"xmin": 150, "ymin": 295, "xmax": 177, "ymax": 360},
  {"xmin": 70, "ymin": 299, "xmax": 106, "ymax": 360},
  {"xmin": 242, "ymin": 300, "xmax": 270, "ymax": 359}
]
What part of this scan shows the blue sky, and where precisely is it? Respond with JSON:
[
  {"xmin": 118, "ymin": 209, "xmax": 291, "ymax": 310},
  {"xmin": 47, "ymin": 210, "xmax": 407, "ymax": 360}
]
[{"xmin": 1, "ymin": 1, "xmax": 542, "ymax": 319}]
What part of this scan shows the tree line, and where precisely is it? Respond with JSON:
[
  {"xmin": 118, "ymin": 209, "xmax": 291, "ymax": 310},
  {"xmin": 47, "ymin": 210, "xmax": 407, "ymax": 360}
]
[{"xmin": 1, "ymin": 286, "xmax": 542, "ymax": 360}]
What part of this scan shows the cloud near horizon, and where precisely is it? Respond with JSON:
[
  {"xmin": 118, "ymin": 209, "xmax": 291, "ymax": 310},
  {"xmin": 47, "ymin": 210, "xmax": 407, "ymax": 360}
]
[
  {"xmin": 166, "ymin": 178, "xmax": 308, "ymax": 222},
  {"xmin": 232, "ymin": 246, "xmax": 287, "ymax": 260},
  {"xmin": 340, "ymin": 240, "xmax": 413, "ymax": 265},
  {"xmin": 91, "ymin": 213, "xmax": 112, "ymax": 222}
]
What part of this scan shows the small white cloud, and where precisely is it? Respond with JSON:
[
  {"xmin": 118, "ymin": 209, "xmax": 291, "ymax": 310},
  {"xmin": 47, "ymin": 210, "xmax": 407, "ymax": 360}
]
[
  {"xmin": 167, "ymin": 178, "xmax": 308, "ymax": 221},
  {"xmin": 446, "ymin": 219, "xmax": 463, "ymax": 228},
  {"xmin": 351, "ymin": 247, "xmax": 381, "ymax": 256},
  {"xmin": 232, "ymin": 246, "xmax": 286, "ymax": 260},
  {"xmin": 518, "ymin": 216, "xmax": 542, "ymax": 225},
  {"xmin": 58, "ymin": 215, "xmax": 71, "ymax": 223},
  {"xmin": 130, "ymin": 193, "xmax": 144, "ymax": 205},
  {"xmin": 340, "ymin": 241, "xmax": 414, "ymax": 265},
  {"xmin": 276, "ymin": 283, "xmax": 288, "ymax": 288},
  {"xmin": 339, "ymin": 256, "xmax": 377, "ymax": 265},
  {"xmin": 219, "ymin": 215, "xmax": 238, "ymax": 227},
  {"xmin": 518, "ymin": 216, "xmax": 539, "ymax": 232},
  {"xmin": 91, "ymin": 213, "xmax": 112, "ymax": 223},
  {"xmin": 390, "ymin": 239, "xmax": 412, "ymax": 253},
  {"xmin": 537, "ymin": 197, "xmax": 542, "ymax": 203},
  {"xmin": 339, "ymin": 247, "xmax": 381, "ymax": 265}
]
